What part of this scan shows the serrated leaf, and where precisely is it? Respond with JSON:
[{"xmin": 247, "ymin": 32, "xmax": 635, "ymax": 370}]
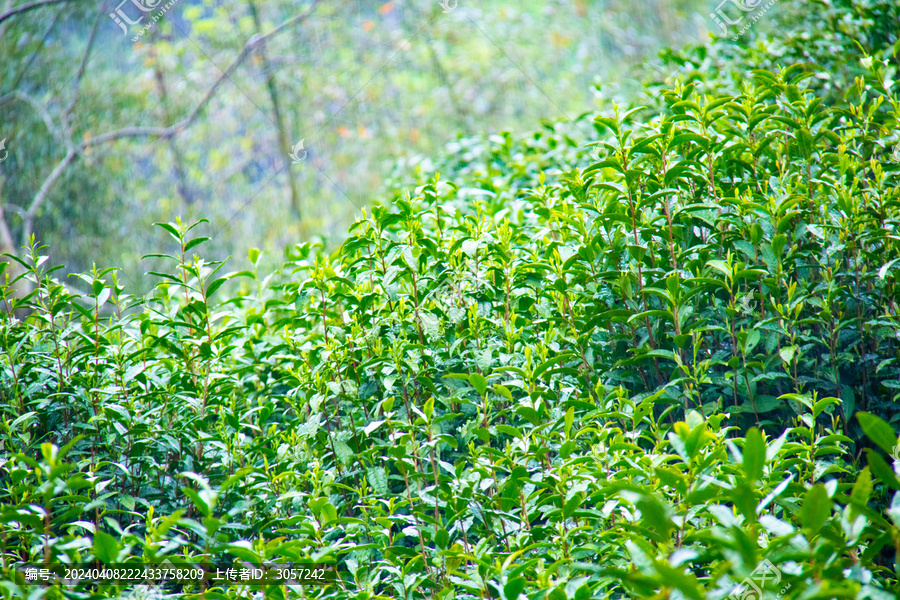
[
  {"xmin": 184, "ymin": 237, "xmax": 210, "ymax": 252},
  {"xmin": 743, "ymin": 428, "xmax": 765, "ymax": 482},
  {"xmin": 92, "ymin": 531, "xmax": 120, "ymax": 564},
  {"xmin": 801, "ymin": 484, "xmax": 831, "ymax": 534},
  {"xmin": 469, "ymin": 373, "xmax": 487, "ymax": 397},
  {"xmin": 857, "ymin": 412, "xmax": 898, "ymax": 456},
  {"xmin": 367, "ymin": 467, "xmax": 388, "ymax": 495}
]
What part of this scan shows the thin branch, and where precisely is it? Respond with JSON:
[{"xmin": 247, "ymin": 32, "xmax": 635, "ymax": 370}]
[
  {"xmin": 0, "ymin": 91, "xmax": 64, "ymax": 144},
  {"xmin": 257, "ymin": 0, "xmax": 324, "ymax": 43},
  {"xmin": 81, "ymin": 0, "xmax": 325, "ymax": 150},
  {"xmin": 81, "ymin": 125, "xmax": 179, "ymax": 147},
  {"xmin": 63, "ymin": 2, "xmax": 105, "ymax": 123},
  {"xmin": 0, "ymin": 202, "xmax": 26, "ymax": 218},
  {"xmin": 18, "ymin": 0, "xmax": 326, "ymax": 246},
  {"xmin": 24, "ymin": 148, "xmax": 76, "ymax": 240},
  {"xmin": 0, "ymin": 0, "xmax": 81, "ymax": 27},
  {"xmin": 150, "ymin": 29, "xmax": 193, "ymax": 205},
  {"xmin": 248, "ymin": 0, "xmax": 301, "ymax": 217},
  {"xmin": 9, "ymin": 3, "xmax": 63, "ymax": 90}
]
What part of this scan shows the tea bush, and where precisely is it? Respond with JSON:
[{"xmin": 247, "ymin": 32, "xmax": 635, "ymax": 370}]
[{"xmin": 2, "ymin": 1, "xmax": 900, "ymax": 599}]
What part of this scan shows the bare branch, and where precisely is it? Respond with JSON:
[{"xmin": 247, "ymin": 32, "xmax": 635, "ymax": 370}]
[
  {"xmin": 24, "ymin": 148, "xmax": 76, "ymax": 240},
  {"xmin": 0, "ymin": 0, "xmax": 82, "ymax": 27},
  {"xmin": 0, "ymin": 91, "xmax": 65, "ymax": 144},
  {"xmin": 9, "ymin": 4, "xmax": 62, "ymax": 89},
  {"xmin": 160, "ymin": 0, "xmax": 325, "ymax": 139},
  {"xmin": 63, "ymin": 2, "xmax": 106, "ymax": 123},
  {"xmin": 248, "ymin": 0, "xmax": 302, "ymax": 216},
  {"xmin": 82, "ymin": 0, "xmax": 325, "ymax": 149},
  {"xmin": 20, "ymin": 0, "xmax": 325, "ymax": 245},
  {"xmin": 80, "ymin": 125, "xmax": 179, "ymax": 147},
  {"xmin": 255, "ymin": 0, "xmax": 323, "ymax": 44}
]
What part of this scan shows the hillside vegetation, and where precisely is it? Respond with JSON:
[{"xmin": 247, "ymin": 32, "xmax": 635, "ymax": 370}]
[{"xmin": 2, "ymin": 1, "xmax": 900, "ymax": 599}]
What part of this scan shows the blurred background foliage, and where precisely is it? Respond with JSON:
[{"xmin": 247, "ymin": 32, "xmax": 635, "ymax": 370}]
[{"xmin": 0, "ymin": 0, "xmax": 713, "ymax": 292}]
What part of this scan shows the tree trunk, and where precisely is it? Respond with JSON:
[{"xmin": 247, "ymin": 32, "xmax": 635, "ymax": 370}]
[
  {"xmin": 0, "ymin": 177, "xmax": 31, "ymax": 302},
  {"xmin": 248, "ymin": 0, "xmax": 302, "ymax": 219}
]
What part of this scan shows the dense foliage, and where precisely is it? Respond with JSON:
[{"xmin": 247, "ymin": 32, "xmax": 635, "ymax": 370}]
[{"xmin": 2, "ymin": 1, "xmax": 900, "ymax": 599}]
